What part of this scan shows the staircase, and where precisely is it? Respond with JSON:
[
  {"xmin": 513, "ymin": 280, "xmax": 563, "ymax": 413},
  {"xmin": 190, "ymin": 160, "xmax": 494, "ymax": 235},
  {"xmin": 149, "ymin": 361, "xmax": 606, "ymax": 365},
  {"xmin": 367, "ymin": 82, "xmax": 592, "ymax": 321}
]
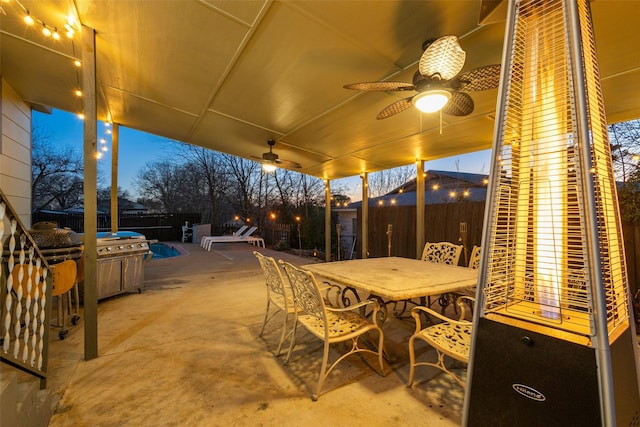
[{"xmin": 0, "ymin": 364, "xmax": 53, "ymax": 427}]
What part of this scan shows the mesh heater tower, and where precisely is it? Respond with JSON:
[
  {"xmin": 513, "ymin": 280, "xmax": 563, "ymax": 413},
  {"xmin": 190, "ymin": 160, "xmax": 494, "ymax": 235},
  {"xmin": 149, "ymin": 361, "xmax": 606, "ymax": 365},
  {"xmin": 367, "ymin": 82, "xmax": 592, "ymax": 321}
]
[{"xmin": 463, "ymin": 1, "xmax": 640, "ymax": 426}]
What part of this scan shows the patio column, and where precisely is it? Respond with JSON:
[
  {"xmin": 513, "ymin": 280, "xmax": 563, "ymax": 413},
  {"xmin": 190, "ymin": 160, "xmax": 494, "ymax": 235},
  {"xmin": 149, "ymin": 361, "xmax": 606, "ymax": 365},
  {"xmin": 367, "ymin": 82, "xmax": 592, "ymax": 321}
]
[
  {"xmin": 415, "ymin": 160, "xmax": 425, "ymax": 259},
  {"xmin": 361, "ymin": 172, "xmax": 368, "ymax": 259},
  {"xmin": 110, "ymin": 123, "xmax": 119, "ymax": 233},
  {"xmin": 325, "ymin": 179, "xmax": 331, "ymax": 262},
  {"xmin": 81, "ymin": 24, "xmax": 98, "ymax": 360}
]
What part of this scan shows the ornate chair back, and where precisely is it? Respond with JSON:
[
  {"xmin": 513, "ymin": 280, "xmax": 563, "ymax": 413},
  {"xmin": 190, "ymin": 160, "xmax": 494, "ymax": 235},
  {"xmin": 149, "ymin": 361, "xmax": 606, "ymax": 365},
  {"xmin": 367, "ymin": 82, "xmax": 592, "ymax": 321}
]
[
  {"xmin": 279, "ymin": 260, "xmax": 324, "ymax": 321},
  {"xmin": 421, "ymin": 242, "xmax": 463, "ymax": 265},
  {"xmin": 254, "ymin": 251, "xmax": 295, "ymax": 355},
  {"xmin": 254, "ymin": 251, "xmax": 289, "ymax": 302},
  {"xmin": 468, "ymin": 246, "xmax": 482, "ymax": 269}
]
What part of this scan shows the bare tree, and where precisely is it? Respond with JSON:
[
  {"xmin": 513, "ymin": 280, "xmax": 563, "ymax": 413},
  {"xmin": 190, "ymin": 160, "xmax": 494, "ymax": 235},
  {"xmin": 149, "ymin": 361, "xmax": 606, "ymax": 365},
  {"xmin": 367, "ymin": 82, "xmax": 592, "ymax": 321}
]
[
  {"xmin": 135, "ymin": 161, "xmax": 187, "ymax": 211},
  {"xmin": 610, "ymin": 119, "xmax": 640, "ymax": 223},
  {"xmin": 181, "ymin": 145, "xmax": 230, "ymax": 223},
  {"xmin": 219, "ymin": 154, "xmax": 262, "ymax": 225},
  {"xmin": 609, "ymin": 119, "xmax": 640, "ymax": 183},
  {"xmin": 31, "ymin": 124, "xmax": 84, "ymax": 211},
  {"xmin": 367, "ymin": 165, "xmax": 415, "ymax": 198}
]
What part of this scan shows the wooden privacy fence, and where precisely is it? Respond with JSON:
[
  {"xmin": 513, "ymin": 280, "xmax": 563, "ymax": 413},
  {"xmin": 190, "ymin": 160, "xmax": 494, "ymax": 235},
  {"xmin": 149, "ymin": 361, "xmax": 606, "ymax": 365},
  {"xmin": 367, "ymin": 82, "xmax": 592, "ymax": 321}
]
[
  {"xmin": 357, "ymin": 202, "xmax": 639, "ymax": 292},
  {"xmin": 358, "ymin": 202, "xmax": 486, "ymax": 265},
  {"xmin": 624, "ymin": 222, "xmax": 640, "ymax": 293}
]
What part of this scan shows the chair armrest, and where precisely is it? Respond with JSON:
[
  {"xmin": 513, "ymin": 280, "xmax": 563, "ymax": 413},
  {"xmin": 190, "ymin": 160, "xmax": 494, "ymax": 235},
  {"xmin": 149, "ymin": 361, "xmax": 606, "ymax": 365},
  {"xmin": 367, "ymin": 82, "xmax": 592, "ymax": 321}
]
[
  {"xmin": 319, "ymin": 281, "xmax": 342, "ymax": 307},
  {"xmin": 326, "ymin": 298, "xmax": 379, "ymax": 313},
  {"xmin": 410, "ymin": 301, "xmax": 473, "ymax": 334}
]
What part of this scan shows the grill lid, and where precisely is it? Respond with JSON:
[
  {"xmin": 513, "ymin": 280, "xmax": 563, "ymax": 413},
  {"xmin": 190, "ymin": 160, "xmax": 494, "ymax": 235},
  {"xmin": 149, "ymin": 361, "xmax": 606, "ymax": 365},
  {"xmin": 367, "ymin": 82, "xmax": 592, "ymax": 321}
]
[{"xmin": 30, "ymin": 221, "xmax": 82, "ymax": 249}]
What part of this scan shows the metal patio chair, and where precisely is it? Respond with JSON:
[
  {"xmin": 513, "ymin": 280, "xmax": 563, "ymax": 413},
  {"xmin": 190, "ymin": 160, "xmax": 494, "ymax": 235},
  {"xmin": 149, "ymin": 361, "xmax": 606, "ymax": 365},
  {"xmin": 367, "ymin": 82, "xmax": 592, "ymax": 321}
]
[
  {"xmin": 421, "ymin": 241, "xmax": 464, "ymax": 266},
  {"xmin": 407, "ymin": 296, "xmax": 474, "ymax": 389},
  {"xmin": 468, "ymin": 245, "xmax": 481, "ymax": 270},
  {"xmin": 279, "ymin": 260, "xmax": 386, "ymax": 401},
  {"xmin": 253, "ymin": 251, "xmax": 296, "ymax": 356},
  {"xmin": 420, "ymin": 242, "xmax": 465, "ymax": 312}
]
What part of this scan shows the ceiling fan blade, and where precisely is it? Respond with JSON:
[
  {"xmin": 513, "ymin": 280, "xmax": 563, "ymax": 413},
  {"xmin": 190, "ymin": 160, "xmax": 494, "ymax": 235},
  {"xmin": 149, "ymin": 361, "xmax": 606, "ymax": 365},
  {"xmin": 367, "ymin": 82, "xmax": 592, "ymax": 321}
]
[
  {"xmin": 452, "ymin": 64, "xmax": 502, "ymax": 91},
  {"xmin": 343, "ymin": 82, "xmax": 415, "ymax": 92},
  {"xmin": 442, "ymin": 91, "xmax": 474, "ymax": 116},
  {"xmin": 376, "ymin": 97, "xmax": 414, "ymax": 120},
  {"xmin": 418, "ymin": 35, "xmax": 466, "ymax": 81},
  {"xmin": 275, "ymin": 159, "xmax": 302, "ymax": 169}
]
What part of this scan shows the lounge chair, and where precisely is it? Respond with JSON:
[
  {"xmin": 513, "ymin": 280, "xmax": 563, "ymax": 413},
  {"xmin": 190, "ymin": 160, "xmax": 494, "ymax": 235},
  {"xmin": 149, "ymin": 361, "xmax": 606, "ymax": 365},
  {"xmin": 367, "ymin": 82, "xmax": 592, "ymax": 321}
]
[
  {"xmin": 200, "ymin": 225, "xmax": 248, "ymax": 249},
  {"xmin": 204, "ymin": 226, "xmax": 258, "ymax": 251}
]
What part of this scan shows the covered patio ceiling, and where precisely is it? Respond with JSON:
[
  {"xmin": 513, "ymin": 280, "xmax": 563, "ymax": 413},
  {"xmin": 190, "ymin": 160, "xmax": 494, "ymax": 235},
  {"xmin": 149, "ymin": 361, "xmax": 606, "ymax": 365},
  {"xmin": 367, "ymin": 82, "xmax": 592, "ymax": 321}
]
[{"xmin": 2, "ymin": 0, "xmax": 639, "ymax": 180}]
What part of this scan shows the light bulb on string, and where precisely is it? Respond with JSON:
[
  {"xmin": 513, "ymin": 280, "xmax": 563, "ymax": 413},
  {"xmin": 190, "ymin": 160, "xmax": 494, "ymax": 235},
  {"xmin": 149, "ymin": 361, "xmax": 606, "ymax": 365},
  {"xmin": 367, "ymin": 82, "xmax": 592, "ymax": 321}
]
[{"xmin": 24, "ymin": 12, "xmax": 34, "ymax": 25}]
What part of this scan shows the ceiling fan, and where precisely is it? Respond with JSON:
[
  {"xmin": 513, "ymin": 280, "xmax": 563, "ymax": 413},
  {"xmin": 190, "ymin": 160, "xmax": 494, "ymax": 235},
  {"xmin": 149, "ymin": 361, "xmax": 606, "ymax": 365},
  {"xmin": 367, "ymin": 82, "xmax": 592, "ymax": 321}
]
[
  {"xmin": 343, "ymin": 35, "xmax": 501, "ymax": 119},
  {"xmin": 252, "ymin": 139, "xmax": 302, "ymax": 171}
]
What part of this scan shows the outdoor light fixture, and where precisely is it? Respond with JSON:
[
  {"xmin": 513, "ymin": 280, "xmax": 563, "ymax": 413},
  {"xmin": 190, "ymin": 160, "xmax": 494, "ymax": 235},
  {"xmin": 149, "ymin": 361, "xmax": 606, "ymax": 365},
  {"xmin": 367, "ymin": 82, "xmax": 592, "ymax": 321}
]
[
  {"xmin": 413, "ymin": 89, "xmax": 451, "ymax": 113},
  {"xmin": 23, "ymin": 11, "xmax": 33, "ymax": 25},
  {"xmin": 262, "ymin": 162, "xmax": 277, "ymax": 173},
  {"xmin": 464, "ymin": 0, "xmax": 640, "ymax": 426}
]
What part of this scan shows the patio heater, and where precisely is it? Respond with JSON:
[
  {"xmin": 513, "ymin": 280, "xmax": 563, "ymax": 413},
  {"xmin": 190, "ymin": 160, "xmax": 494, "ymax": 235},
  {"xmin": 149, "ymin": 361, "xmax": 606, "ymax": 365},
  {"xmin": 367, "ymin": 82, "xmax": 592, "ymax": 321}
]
[{"xmin": 463, "ymin": 0, "xmax": 640, "ymax": 426}]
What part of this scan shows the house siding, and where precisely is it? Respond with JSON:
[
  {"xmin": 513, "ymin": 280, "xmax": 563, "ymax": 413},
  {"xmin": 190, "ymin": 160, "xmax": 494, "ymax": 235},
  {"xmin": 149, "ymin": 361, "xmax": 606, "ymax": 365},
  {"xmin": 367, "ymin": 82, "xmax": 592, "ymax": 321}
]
[{"xmin": 1, "ymin": 79, "xmax": 32, "ymax": 226}]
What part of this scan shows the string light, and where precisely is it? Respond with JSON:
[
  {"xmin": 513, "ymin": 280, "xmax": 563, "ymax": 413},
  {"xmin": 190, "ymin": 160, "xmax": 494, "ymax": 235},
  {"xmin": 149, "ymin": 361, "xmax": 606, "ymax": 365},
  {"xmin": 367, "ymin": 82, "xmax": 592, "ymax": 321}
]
[
  {"xmin": 11, "ymin": 0, "xmax": 79, "ymax": 41},
  {"xmin": 8, "ymin": 1, "xmax": 87, "ymax": 131},
  {"xmin": 23, "ymin": 11, "xmax": 33, "ymax": 25}
]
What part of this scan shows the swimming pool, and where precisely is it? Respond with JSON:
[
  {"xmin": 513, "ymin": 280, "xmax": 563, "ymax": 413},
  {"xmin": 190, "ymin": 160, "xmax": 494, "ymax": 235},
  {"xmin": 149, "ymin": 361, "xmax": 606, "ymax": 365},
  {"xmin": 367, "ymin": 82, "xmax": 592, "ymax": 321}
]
[{"xmin": 150, "ymin": 243, "xmax": 182, "ymax": 259}]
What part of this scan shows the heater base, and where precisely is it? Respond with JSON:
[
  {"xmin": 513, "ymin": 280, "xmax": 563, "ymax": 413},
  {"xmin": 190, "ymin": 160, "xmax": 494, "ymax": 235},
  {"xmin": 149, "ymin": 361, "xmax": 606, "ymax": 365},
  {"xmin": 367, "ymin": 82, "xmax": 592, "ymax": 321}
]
[{"xmin": 466, "ymin": 318, "xmax": 640, "ymax": 426}]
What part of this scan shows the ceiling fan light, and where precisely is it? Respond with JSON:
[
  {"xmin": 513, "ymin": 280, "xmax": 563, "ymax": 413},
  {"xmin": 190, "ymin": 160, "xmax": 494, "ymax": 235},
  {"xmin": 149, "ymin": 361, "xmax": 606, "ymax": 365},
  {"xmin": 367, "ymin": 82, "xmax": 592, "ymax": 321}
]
[
  {"xmin": 262, "ymin": 162, "xmax": 277, "ymax": 173},
  {"xmin": 413, "ymin": 90, "xmax": 451, "ymax": 113}
]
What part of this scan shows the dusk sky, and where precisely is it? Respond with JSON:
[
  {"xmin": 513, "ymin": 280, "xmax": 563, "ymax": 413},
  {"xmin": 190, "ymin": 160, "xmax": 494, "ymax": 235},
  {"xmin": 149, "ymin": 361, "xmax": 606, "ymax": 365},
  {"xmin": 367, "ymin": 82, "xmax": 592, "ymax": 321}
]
[{"xmin": 34, "ymin": 109, "xmax": 492, "ymax": 202}]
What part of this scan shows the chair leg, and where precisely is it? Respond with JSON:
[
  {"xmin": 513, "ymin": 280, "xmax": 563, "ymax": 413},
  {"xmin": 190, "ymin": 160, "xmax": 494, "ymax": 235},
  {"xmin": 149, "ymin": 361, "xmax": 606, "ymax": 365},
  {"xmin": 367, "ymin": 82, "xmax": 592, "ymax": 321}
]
[
  {"xmin": 275, "ymin": 311, "xmax": 289, "ymax": 356},
  {"xmin": 312, "ymin": 340, "xmax": 331, "ymax": 401},
  {"xmin": 407, "ymin": 334, "xmax": 418, "ymax": 387},
  {"xmin": 259, "ymin": 300, "xmax": 271, "ymax": 337},
  {"xmin": 284, "ymin": 318, "xmax": 298, "ymax": 367}
]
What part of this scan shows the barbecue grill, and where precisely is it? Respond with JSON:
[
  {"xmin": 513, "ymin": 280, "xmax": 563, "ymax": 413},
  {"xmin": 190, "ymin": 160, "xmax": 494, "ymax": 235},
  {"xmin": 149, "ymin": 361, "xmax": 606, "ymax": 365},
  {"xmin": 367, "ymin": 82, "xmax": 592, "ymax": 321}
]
[{"xmin": 92, "ymin": 231, "xmax": 150, "ymax": 300}]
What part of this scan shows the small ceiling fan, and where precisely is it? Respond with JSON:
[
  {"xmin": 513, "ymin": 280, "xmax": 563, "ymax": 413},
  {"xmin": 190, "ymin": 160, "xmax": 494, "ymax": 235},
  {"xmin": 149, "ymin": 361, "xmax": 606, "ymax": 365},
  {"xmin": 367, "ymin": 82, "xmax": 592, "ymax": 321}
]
[
  {"xmin": 252, "ymin": 139, "xmax": 302, "ymax": 171},
  {"xmin": 344, "ymin": 35, "xmax": 501, "ymax": 119}
]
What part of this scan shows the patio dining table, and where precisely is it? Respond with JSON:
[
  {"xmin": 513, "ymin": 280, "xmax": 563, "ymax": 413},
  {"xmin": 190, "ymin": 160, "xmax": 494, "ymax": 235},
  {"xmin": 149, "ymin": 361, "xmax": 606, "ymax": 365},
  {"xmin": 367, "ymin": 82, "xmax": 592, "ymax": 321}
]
[{"xmin": 301, "ymin": 256, "xmax": 478, "ymax": 303}]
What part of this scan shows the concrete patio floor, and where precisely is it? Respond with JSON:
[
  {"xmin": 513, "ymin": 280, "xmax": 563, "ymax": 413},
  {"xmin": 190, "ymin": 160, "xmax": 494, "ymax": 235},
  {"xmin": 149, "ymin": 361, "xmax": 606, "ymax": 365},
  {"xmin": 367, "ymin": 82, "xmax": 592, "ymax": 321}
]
[{"xmin": 46, "ymin": 242, "xmax": 465, "ymax": 426}]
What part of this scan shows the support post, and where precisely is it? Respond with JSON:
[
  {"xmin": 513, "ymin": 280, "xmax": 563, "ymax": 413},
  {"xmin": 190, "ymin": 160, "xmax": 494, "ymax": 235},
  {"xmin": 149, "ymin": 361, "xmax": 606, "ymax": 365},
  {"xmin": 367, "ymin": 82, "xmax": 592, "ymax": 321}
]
[
  {"xmin": 361, "ymin": 172, "xmax": 368, "ymax": 259},
  {"xmin": 81, "ymin": 25, "xmax": 98, "ymax": 360},
  {"xmin": 110, "ymin": 123, "xmax": 119, "ymax": 233},
  {"xmin": 325, "ymin": 180, "xmax": 331, "ymax": 262},
  {"xmin": 415, "ymin": 160, "xmax": 425, "ymax": 259}
]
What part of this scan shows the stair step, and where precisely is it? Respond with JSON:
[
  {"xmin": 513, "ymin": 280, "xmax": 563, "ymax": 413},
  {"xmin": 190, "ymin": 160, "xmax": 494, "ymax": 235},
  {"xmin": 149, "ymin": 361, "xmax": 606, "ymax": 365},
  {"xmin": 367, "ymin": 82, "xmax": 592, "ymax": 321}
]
[
  {"xmin": 1, "ymin": 370, "xmax": 19, "ymax": 427},
  {"xmin": 0, "ymin": 364, "xmax": 53, "ymax": 427}
]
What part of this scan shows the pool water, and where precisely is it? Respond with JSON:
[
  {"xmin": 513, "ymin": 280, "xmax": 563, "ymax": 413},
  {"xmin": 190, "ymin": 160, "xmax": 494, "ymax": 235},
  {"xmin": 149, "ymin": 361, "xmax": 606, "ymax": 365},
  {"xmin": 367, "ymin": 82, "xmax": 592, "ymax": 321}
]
[{"xmin": 150, "ymin": 243, "xmax": 181, "ymax": 259}]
